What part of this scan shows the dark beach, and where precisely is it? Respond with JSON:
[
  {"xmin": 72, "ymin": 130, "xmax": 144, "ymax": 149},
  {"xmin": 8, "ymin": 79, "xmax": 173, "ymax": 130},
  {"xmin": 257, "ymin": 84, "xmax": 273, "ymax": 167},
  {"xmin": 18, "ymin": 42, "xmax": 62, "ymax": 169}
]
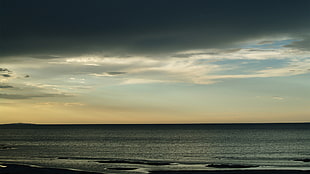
[
  {"xmin": 0, "ymin": 163, "xmax": 101, "ymax": 174},
  {"xmin": 150, "ymin": 170, "xmax": 310, "ymax": 174}
]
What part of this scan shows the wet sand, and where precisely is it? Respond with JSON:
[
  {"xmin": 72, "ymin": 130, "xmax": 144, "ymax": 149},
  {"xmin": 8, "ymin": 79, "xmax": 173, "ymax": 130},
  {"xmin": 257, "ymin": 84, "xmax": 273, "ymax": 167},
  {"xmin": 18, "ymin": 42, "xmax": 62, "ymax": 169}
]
[
  {"xmin": 150, "ymin": 170, "xmax": 310, "ymax": 174},
  {"xmin": 0, "ymin": 164, "xmax": 102, "ymax": 174}
]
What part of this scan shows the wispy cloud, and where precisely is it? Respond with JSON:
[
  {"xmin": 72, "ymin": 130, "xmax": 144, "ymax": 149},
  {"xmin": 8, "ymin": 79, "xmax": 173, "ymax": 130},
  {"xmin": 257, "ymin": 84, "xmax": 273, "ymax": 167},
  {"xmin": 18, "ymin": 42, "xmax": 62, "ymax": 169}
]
[
  {"xmin": 257, "ymin": 41, "xmax": 275, "ymax": 45},
  {"xmin": 2, "ymin": 39, "xmax": 310, "ymax": 87},
  {"xmin": 34, "ymin": 102, "xmax": 85, "ymax": 107},
  {"xmin": 175, "ymin": 47, "xmax": 307, "ymax": 60},
  {"xmin": 0, "ymin": 68, "xmax": 13, "ymax": 78},
  {"xmin": 17, "ymin": 45, "xmax": 309, "ymax": 85},
  {"xmin": 0, "ymin": 85, "xmax": 14, "ymax": 88},
  {"xmin": 0, "ymin": 93, "xmax": 68, "ymax": 100},
  {"xmin": 272, "ymin": 96, "xmax": 285, "ymax": 100},
  {"xmin": 1, "ymin": 74, "xmax": 11, "ymax": 77},
  {"xmin": 0, "ymin": 82, "xmax": 74, "ymax": 100},
  {"xmin": 111, "ymin": 47, "xmax": 310, "ymax": 84},
  {"xmin": 0, "ymin": 93, "xmax": 31, "ymax": 99},
  {"xmin": 90, "ymin": 72, "xmax": 127, "ymax": 77},
  {"xmin": 0, "ymin": 68, "xmax": 11, "ymax": 72},
  {"xmin": 122, "ymin": 78, "xmax": 167, "ymax": 85}
]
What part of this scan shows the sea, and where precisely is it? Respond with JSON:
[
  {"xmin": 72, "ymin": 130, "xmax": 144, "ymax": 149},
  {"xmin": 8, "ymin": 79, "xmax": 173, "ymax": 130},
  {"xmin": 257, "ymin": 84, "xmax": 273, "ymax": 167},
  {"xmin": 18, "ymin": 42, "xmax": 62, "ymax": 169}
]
[{"xmin": 1, "ymin": 123, "xmax": 310, "ymax": 173}]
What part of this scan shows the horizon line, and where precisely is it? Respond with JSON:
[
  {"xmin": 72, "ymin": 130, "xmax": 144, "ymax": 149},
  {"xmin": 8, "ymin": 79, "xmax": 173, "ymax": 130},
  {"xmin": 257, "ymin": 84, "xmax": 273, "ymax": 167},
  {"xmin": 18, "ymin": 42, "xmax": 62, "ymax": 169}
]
[{"xmin": 1, "ymin": 122, "xmax": 310, "ymax": 126}]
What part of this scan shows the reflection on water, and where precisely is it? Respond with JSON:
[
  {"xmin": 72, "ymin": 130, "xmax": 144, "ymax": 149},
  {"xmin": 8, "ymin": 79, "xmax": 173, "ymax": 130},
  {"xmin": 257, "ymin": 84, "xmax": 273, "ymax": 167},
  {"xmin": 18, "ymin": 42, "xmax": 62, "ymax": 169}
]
[{"xmin": 1, "ymin": 123, "xmax": 310, "ymax": 173}]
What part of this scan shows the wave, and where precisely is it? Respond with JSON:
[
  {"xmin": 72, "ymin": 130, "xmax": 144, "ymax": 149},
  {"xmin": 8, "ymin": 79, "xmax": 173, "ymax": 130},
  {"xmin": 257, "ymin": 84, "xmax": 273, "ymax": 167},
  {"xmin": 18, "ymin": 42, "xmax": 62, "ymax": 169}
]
[
  {"xmin": 294, "ymin": 159, "xmax": 310, "ymax": 162},
  {"xmin": 207, "ymin": 164, "xmax": 259, "ymax": 168},
  {"xmin": 97, "ymin": 159, "xmax": 172, "ymax": 166},
  {"xmin": 0, "ymin": 144, "xmax": 16, "ymax": 150},
  {"xmin": 107, "ymin": 167, "xmax": 138, "ymax": 170}
]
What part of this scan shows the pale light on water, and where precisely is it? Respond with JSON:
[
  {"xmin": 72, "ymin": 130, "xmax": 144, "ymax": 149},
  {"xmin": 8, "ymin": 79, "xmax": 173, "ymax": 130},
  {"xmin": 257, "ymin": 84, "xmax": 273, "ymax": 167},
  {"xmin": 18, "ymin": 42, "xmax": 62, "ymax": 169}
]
[{"xmin": 1, "ymin": 124, "xmax": 310, "ymax": 173}]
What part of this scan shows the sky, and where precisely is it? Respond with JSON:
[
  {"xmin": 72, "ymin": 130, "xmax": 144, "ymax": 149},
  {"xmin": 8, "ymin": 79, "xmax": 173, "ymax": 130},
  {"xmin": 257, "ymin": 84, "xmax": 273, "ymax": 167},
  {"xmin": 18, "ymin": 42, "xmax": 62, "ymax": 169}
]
[{"xmin": 1, "ymin": 0, "xmax": 310, "ymax": 124}]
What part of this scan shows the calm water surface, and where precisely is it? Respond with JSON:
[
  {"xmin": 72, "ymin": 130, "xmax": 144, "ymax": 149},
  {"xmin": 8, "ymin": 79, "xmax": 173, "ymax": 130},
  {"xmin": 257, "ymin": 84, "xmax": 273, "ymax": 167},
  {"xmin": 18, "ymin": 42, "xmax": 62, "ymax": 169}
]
[{"xmin": 1, "ymin": 124, "xmax": 310, "ymax": 173}]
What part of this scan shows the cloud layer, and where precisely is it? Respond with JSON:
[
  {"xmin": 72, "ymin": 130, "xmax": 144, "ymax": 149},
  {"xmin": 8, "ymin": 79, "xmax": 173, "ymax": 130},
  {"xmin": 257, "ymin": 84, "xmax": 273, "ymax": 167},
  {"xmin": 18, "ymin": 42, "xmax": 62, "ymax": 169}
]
[
  {"xmin": 1, "ymin": 0, "xmax": 310, "ymax": 58},
  {"xmin": 1, "ymin": 0, "xmax": 310, "ymax": 123}
]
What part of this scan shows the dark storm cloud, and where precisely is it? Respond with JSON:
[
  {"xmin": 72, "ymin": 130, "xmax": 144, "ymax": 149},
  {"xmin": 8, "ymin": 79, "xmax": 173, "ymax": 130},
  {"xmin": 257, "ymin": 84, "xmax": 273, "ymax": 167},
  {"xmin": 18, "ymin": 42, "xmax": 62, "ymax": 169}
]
[{"xmin": 1, "ymin": 0, "xmax": 310, "ymax": 58}]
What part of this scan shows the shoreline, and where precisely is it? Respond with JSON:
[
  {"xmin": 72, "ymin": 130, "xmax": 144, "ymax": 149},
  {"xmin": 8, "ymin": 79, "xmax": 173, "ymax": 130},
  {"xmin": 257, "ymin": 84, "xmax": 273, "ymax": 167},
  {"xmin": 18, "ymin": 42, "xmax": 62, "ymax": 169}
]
[
  {"xmin": 1, "ymin": 163, "xmax": 310, "ymax": 174},
  {"xmin": 0, "ymin": 163, "xmax": 102, "ymax": 174},
  {"xmin": 150, "ymin": 171, "xmax": 310, "ymax": 174}
]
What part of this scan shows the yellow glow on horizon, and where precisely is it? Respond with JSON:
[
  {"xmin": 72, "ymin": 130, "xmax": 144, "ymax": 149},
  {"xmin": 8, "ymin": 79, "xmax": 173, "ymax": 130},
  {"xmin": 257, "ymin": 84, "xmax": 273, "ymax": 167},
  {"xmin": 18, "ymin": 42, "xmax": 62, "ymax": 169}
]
[{"xmin": 1, "ymin": 102, "xmax": 309, "ymax": 124}]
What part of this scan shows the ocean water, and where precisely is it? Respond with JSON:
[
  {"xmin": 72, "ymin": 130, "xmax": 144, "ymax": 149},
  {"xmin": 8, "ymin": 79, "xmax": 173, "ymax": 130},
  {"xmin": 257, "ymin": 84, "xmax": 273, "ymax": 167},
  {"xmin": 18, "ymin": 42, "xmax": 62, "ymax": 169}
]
[{"xmin": 1, "ymin": 123, "xmax": 310, "ymax": 173}]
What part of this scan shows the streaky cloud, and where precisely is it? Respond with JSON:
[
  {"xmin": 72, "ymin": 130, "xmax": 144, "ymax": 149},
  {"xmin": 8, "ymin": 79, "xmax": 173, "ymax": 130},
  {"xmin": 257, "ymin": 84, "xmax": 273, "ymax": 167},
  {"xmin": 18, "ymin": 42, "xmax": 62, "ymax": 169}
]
[
  {"xmin": 0, "ymin": 68, "xmax": 11, "ymax": 72},
  {"xmin": 0, "ymin": 85, "xmax": 14, "ymax": 88},
  {"xmin": 0, "ymin": 93, "xmax": 71, "ymax": 100},
  {"xmin": 1, "ymin": 74, "xmax": 11, "ymax": 77}
]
